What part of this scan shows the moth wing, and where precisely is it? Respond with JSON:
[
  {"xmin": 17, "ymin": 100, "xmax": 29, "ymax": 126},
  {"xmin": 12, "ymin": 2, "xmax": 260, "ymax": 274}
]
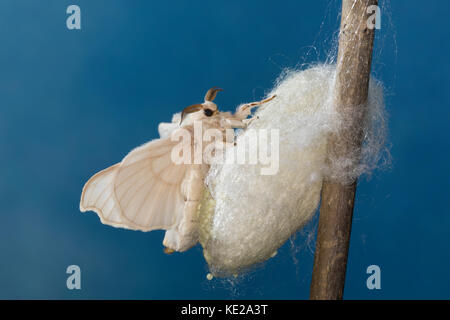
[
  {"xmin": 158, "ymin": 112, "xmax": 182, "ymax": 138},
  {"xmin": 114, "ymin": 138, "xmax": 187, "ymax": 230},
  {"xmin": 80, "ymin": 134, "xmax": 189, "ymax": 231},
  {"xmin": 80, "ymin": 163, "xmax": 128, "ymax": 228}
]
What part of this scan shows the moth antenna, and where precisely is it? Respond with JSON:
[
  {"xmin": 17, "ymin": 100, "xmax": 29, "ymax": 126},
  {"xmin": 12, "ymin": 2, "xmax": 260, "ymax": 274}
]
[
  {"xmin": 204, "ymin": 87, "xmax": 223, "ymax": 102},
  {"xmin": 180, "ymin": 104, "xmax": 203, "ymax": 124}
]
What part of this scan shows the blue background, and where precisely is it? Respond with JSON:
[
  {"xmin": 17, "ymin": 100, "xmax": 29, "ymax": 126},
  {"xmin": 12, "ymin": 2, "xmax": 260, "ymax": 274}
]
[{"xmin": 0, "ymin": 0, "xmax": 448, "ymax": 299}]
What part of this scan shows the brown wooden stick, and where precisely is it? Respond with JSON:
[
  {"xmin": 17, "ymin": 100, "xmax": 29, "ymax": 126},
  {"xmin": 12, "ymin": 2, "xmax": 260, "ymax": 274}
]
[{"xmin": 310, "ymin": 0, "xmax": 378, "ymax": 300}]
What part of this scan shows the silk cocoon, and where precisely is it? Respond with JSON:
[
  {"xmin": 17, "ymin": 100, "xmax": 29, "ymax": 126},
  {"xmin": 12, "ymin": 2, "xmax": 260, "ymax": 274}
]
[{"xmin": 198, "ymin": 65, "xmax": 387, "ymax": 276}]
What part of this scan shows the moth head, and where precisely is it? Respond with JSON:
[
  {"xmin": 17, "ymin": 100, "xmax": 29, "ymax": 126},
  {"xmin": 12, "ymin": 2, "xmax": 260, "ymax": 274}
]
[{"xmin": 180, "ymin": 87, "xmax": 223, "ymax": 124}]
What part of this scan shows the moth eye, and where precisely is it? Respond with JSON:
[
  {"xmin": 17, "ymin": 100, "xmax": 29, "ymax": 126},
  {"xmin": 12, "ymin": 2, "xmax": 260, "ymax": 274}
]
[{"xmin": 204, "ymin": 109, "xmax": 214, "ymax": 117}]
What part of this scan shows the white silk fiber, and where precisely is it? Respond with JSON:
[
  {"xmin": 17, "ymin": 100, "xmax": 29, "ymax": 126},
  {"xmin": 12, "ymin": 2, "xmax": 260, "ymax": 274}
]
[{"xmin": 198, "ymin": 64, "xmax": 387, "ymax": 276}]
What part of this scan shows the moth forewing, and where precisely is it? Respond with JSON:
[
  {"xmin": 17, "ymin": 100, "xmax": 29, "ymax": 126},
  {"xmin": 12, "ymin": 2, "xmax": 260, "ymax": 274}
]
[
  {"xmin": 79, "ymin": 163, "xmax": 132, "ymax": 229},
  {"xmin": 80, "ymin": 137, "xmax": 187, "ymax": 232}
]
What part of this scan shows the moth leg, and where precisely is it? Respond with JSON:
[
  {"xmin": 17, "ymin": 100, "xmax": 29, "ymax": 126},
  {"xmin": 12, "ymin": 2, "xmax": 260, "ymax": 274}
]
[
  {"xmin": 242, "ymin": 116, "xmax": 259, "ymax": 126},
  {"xmin": 222, "ymin": 114, "xmax": 260, "ymax": 130},
  {"xmin": 222, "ymin": 118, "xmax": 247, "ymax": 129},
  {"xmin": 234, "ymin": 95, "xmax": 276, "ymax": 120}
]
